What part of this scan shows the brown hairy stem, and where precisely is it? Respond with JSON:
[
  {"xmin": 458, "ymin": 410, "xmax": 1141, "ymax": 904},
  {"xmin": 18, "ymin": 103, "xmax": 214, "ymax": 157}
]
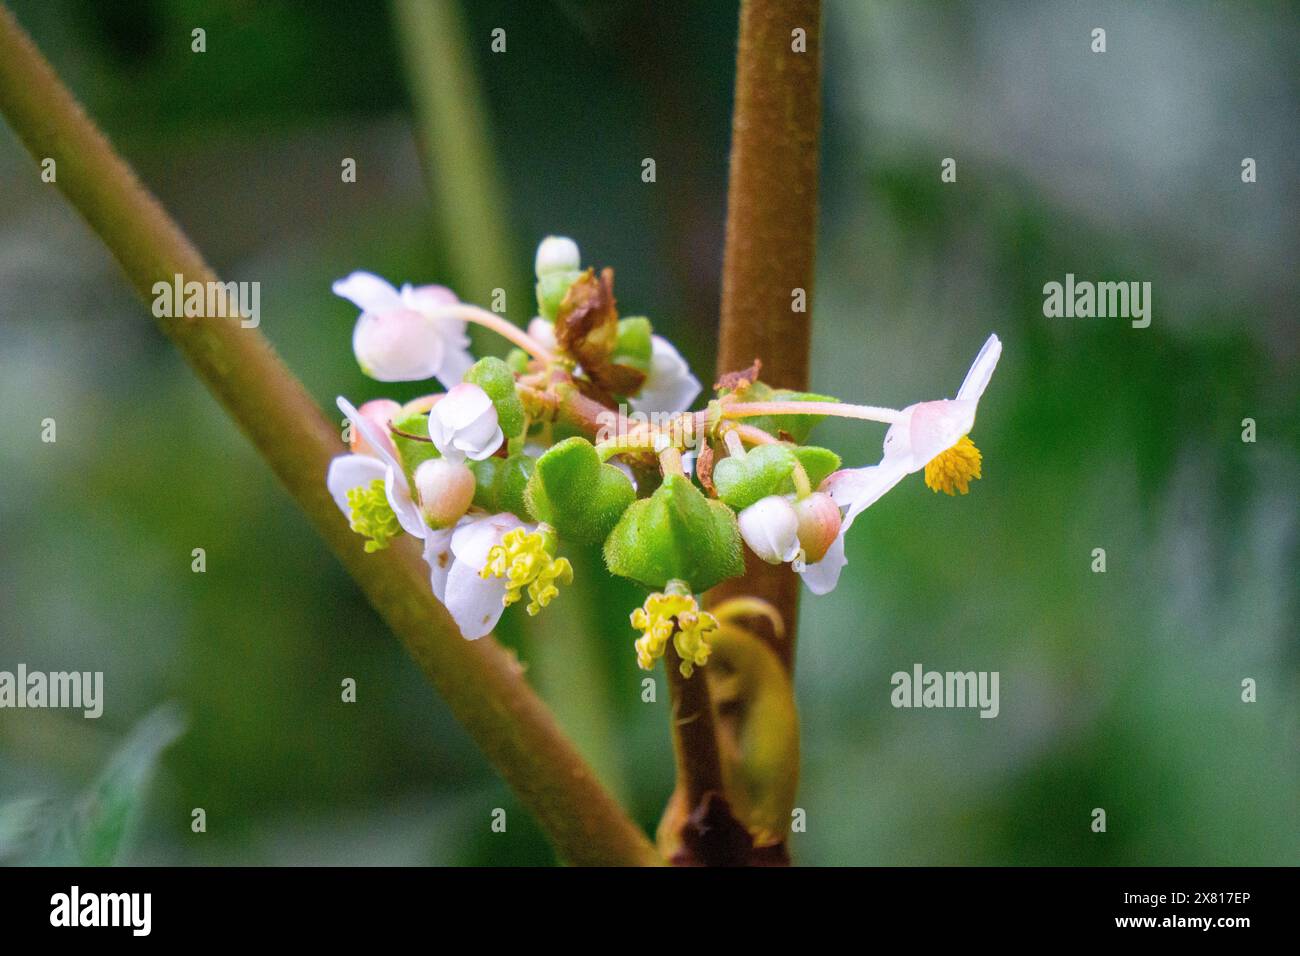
[
  {"xmin": 707, "ymin": 0, "xmax": 823, "ymax": 672},
  {"xmin": 0, "ymin": 4, "xmax": 657, "ymax": 867}
]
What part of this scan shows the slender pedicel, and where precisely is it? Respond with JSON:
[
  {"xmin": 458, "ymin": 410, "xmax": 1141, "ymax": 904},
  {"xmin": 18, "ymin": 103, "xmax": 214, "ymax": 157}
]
[
  {"xmin": 722, "ymin": 400, "xmax": 905, "ymax": 425},
  {"xmin": 425, "ymin": 303, "xmax": 556, "ymax": 363}
]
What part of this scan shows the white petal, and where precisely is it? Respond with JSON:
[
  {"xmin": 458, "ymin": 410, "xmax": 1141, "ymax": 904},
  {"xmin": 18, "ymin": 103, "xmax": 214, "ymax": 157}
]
[
  {"xmin": 326, "ymin": 454, "xmax": 387, "ymax": 516},
  {"xmin": 429, "ymin": 383, "xmax": 503, "ymax": 461},
  {"xmin": 629, "ymin": 336, "xmax": 701, "ymax": 414},
  {"xmin": 337, "ymin": 397, "xmax": 403, "ymax": 474},
  {"xmin": 421, "ymin": 527, "xmax": 456, "ymax": 602},
  {"xmin": 384, "ymin": 466, "xmax": 427, "ymax": 539},
  {"xmin": 450, "ymin": 512, "xmax": 525, "ymax": 571},
  {"xmin": 798, "ymin": 533, "xmax": 847, "ymax": 595},
  {"xmin": 333, "ymin": 271, "xmax": 402, "ymax": 315},
  {"xmin": 737, "ymin": 496, "xmax": 802, "ymax": 564},
  {"xmin": 352, "ymin": 308, "xmax": 447, "ymax": 382},
  {"xmin": 956, "ymin": 333, "xmax": 1002, "ymax": 403},
  {"xmin": 444, "ymin": 558, "xmax": 508, "ymax": 639},
  {"xmin": 433, "ymin": 341, "xmax": 476, "ymax": 391},
  {"xmin": 827, "ymin": 463, "xmax": 910, "ymax": 534}
]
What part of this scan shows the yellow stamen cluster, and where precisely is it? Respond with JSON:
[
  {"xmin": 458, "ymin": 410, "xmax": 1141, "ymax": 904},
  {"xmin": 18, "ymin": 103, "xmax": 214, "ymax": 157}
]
[
  {"xmin": 346, "ymin": 479, "xmax": 401, "ymax": 552},
  {"xmin": 924, "ymin": 435, "xmax": 983, "ymax": 496},
  {"xmin": 630, "ymin": 592, "xmax": 719, "ymax": 678},
  {"xmin": 480, "ymin": 528, "xmax": 573, "ymax": 615}
]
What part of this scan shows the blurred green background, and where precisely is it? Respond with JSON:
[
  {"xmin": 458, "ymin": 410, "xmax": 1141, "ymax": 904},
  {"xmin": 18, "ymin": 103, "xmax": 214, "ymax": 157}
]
[{"xmin": 1, "ymin": 0, "xmax": 1295, "ymax": 865}]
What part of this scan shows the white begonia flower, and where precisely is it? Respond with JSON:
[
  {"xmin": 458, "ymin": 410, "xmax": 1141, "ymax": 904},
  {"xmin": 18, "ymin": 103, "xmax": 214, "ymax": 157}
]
[
  {"xmin": 535, "ymin": 235, "xmax": 581, "ymax": 276},
  {"xmin": 800, "ymin": 333, "xmax": 1004, "ymax": 595},
  {"xmin": 424, "ymin": 512, "xmax": 528, "ymax": 639},
  {"xmin": 629, "ymin": 335, "xmax": 702, "ymax": 415},
  {"xmin": 334, "ymin": 271, "xmax": 473, "ymax": 388},
  {"xmin": 329, "ymin": 398, "xmax": 523, "ymax": 640},
  {"xmin": 427, "ymin": 382, "xmax": 504, "ymax": 462},
  {"xmin": 737, "ymin": 495, "xmax": 802, "ymax": 565},
  {"xmin": 327, "ymin": 397, "xmax": 426, "ymax": 541}
]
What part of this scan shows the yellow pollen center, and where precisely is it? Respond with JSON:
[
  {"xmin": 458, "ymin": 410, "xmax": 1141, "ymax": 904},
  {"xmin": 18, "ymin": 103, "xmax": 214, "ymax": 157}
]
[
  {"xmin": 924, "ymin": 435, "xmax": 982, "ymax": 496},
  {"xmin": 346, "ymin": 479, "xmax": 401, "ymax": 552},
  {"xmin": 480, "ymin": 528, "xmax": 573, "ymax": 615}
]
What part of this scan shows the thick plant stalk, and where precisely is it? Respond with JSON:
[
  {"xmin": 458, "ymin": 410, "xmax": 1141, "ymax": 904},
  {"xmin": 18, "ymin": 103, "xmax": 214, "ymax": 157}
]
[
  {"xmin": 708, "ymin": 0, "xmax": 823, "ymax": 672},
  {"xmin": 664, "ymin": 649, "xmax": 727, "ymax": 808},
  {"xmin": 0, "ymin": 4, "xmax": 657, "ymax": 868}
]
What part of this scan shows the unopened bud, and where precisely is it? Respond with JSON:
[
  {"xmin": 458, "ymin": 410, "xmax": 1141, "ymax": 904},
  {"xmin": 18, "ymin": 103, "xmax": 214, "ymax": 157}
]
[
  {"xmin": 414, "ymin": 458, "xmax": 476, "ymax": 529},
  {"xmin": 737, "ymin": 495, "xmax": 801, "ymax": 565},
  {"xmin": 535, "ymin": 235, "xmax": 580, "ymax": 277},
  {"xmin": 793, "ymin": 492, "xmax": 841, "ymax": 564},
  {"xmin": 428, "ymin": 382, "xmax": 504, "ymax": 461}
]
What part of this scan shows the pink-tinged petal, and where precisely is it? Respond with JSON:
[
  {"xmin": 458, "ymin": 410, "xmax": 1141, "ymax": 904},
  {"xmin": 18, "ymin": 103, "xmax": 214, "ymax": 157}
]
[
  {"xmin": 902, "ymin": 399, "xmax": 975, "ymax": 468},
  {"xmin": 414, "ymin": 458, "xmax": 476, "ymax": 529},
  {"xmin": 421, "ymin": 527, "xmax": 457, "ymax": 602},
  {"xmin": 352, "ymin": 307, "xmax": 447, "ymax": 382},
  {"xmin": 326, "ymin": 454, "xmax": 386, "ymax": 516},
  {"xmin": 352, "ymin": 399, "xmax": 402, "ymax": 459},
  {"xmin": 450, "ymin": 512, "xmax": 525, "ymax": 572},
  {"xmin": 401, "ymin": 283, "xmax": 460, "ymax": 313},
  {"xmin": 956, "ymin": 333, "xmax": 1002, "ymax": 403},
  {"xmin": 629, "ymin": 336, "xmax": 701, "ymax": 414},
  {"xmin": 337, "ymin": 397, "xmax": 403, "ymax": 474},
  {"xmin": 444, "ymin": 559, "xmax": 509, "ymax": 639},
  {"xmin": 737, "ymin": 496, "xmax": 801, "ymax": 565},
  {"xmin": 792, "ymin": 492, "xmax": 842, "ymax": 563},
  {"xmin": 798, "ymin": 533, "xmax": 847, "ymax": 596},
  {"xmin": 333, "ymin": 271, "xmax": 402, "ymax": 315}
]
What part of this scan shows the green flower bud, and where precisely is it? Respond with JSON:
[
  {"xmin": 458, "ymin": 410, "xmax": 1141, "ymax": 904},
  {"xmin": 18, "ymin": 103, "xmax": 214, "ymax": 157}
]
[
  {"xmin": 505, "ymin": 347, "xmax": 531, "ymax": 374},
  {"xmin": 612, "ymin": 316, "xmax": 653, "ymax": 374},
  {"xmin": 470, "ymin": 453, "xmax": 535, "ymax": 519},
  {"xmin": 603, "ymin": 474, "xmax": 744, "ymax": 591},
  {"xmin": 525, "ymin": 437, "xmax": 635, "ymax": 545},
  {"xmin": 464, "ymin": 356, "xmax": 526, "ymax": 441},
  {"xmin": 535, "ymin": 269, "xmax": 583, "ymax": 324}
]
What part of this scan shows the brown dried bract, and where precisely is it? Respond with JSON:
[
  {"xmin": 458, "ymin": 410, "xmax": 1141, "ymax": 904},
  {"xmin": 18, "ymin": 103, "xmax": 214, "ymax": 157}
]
[
  {"xmin": 556, "ymin": 266, "xmax": 646, "ymax": 399},
  {"xmin": 714, "ymin": 358, "xmax": 762, "ymax": 394},
  {"xmin": 696, "ymin": 440, "xmax": 717, "ymax": 496},
  {"xmin": 556, "ymin": 267, "xmax": 618, "ymax": 362}
]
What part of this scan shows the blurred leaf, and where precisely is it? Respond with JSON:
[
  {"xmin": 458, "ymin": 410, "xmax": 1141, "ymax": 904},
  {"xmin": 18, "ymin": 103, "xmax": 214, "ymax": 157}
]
[
  {"xmin": 0, "ymin": 797, "xmax": 48, "ymax": 863},
  {"xmin": 45, "ymin": 704, "xmax": 187, "ymax": 866}
]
